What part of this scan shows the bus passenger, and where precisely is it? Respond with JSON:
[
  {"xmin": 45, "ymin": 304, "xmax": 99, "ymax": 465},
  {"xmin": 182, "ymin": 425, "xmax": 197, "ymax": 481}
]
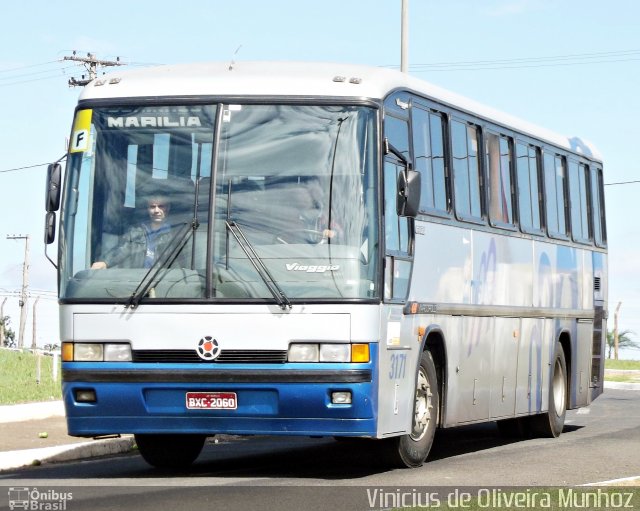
[{"xmin": 91, "ymin": 194, "xmax": 176, "ymax": 269}]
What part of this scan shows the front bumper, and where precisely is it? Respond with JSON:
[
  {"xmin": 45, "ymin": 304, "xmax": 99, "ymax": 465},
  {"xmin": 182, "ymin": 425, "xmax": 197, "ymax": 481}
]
[{"xmin": 63, "ymin": 356, "xmax": 378, "ymax": 438}]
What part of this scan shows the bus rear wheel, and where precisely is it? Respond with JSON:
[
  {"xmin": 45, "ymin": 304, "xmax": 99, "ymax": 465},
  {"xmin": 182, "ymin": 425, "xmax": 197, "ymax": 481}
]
[
  {"xmin": 385, "ymin": 350, "xmax": 439, "ymax": 468},
  {"xmin": 532, "ymin": 342, "xmax": 567, "ymax": 438},
  {"xmin": 135, "ymin": 434, "xmax": 206, "ymax": 469}
]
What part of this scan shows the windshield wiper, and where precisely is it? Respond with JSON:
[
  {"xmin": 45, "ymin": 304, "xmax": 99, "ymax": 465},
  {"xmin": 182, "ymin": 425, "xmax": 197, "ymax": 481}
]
[
  {"xmin": 126, "ymin": 220, "xmax": 198, "ymax": 309},
  {"xmin": 225, "ymin": 220, "xmax": 291, "ymax": 310}
]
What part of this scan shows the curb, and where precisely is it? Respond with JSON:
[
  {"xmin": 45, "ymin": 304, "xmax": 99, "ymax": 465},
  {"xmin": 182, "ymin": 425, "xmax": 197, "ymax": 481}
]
[
  {"xmin": 0, "ymin": 436, "xmax": 135, "ymax": 471},
  {"xmin": 0, "ymin": 401, "xmax": 65, "ymax": 424},
  {"xmin": 604, "ymin": 381, "xmax": 640, "ymax": 391}
]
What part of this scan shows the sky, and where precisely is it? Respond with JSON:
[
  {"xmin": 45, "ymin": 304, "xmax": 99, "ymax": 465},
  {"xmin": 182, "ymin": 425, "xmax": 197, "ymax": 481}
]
[{"xmin": 0, "ymin": 0, "xmax": 639, "ymax": 358}]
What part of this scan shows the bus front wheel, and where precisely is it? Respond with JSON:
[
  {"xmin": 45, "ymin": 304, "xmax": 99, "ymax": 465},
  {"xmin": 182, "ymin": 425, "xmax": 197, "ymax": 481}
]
[
  {"xmin": 384, "ymin": 350, "xmax": 439, "ymax": 468},
  {"xmin": 135, "ymin": 434, "xmax": 206, "ymax": 469}
]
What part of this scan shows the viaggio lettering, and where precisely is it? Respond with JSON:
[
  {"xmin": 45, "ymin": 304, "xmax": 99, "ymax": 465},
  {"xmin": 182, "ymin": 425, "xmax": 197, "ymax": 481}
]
[{"xmin": 286, "ymin": 263, "xmax": 340, "ymax": 273}]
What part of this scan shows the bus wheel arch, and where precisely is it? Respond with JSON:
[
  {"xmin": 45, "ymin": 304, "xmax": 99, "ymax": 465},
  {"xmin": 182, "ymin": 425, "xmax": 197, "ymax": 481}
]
[
  {"xmin": 422, "ymin": 329, "xmax": 447, "ymax": 427},
  {"xmin": 559, "ymin": 330, "xmax": 572, "ymax": 407},
  {"xmin": 531, "ymin": 339, "xmax": 568, "ymax": 438},
  {"xmin": 383, "ymin": 334, "xmax": 443, "ymax": 468}
]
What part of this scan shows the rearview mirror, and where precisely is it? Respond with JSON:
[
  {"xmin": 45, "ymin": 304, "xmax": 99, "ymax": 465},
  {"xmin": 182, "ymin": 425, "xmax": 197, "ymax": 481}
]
[
  {"xmin": 44, "ymin": 211, "xmax": 56, "ymax": 245},
  {"xmin": 397, "ymin": 169, "xmax": 421, "ymax": 218},
  {"xmin": 45, "ymin": 163, "xmax": 62, "ymax": 212}
]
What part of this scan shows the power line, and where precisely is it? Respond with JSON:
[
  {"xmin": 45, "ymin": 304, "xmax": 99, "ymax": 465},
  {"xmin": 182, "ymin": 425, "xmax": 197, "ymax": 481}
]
[
  {"xmin": 410, "ymin": 48, "xmax": 640, "ymax": 67},
  {"xmin": 0, "ymin": 65, "xmax": 75, "ymax": 82},
  {"xmin": 0, "ymin": 60, "xmax": 61, "ymax": 74},
  {"xmin": 0, "ymin": 162, "xmax": 50, "ymax": 174},
  {"xmin": 0, "ymin": 73, "xmax": 72, "ymax": 89},
  {"xmin": 604, "ymin": 180, "xmax": 640, "ymax": 187},
  {"xmin": 0, "ymin": 60, "xmax": 75, "ymax": 88},
  {"xmin": 384, "ymin": 48, "xmax": 640, "ymax": 72},
  {"xmin": 412, "ymin": 57, "xmax": 640, "ymax": 73}
]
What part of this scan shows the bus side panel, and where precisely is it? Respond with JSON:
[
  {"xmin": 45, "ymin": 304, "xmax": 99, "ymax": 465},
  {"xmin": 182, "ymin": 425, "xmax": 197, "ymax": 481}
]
[
  {"xmin": 571, "ymin": 249, "xmax": 594, "ymax": 408},
  {"xmin": 376, "ymin": 305, "xmax": 421, "ymax": 437},
  {"xmin": 590, "ymin": 251, "xmax": 607, "ymax": 401},
  {"xmin": 439, "ymin": 315, "xmax": 492, "ymax": 425},
  {"xmin": 490, "ymin": 317, "xmax": 520, "ymax": 418},
  {"xmin": 410, "ymin": 221, "xmax": 472, "ymax": 305},
  {"xmin": 515, "ymin": 318, "xmax": 552, "ymax": 415}
]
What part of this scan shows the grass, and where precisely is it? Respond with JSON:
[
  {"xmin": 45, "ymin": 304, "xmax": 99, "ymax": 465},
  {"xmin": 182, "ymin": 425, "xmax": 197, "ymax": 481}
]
[
  {"xmin": 603, "ymin": 359, "xmax": 640, "ymax": 383},
  {"xmin": 0, "ymin": 348, "xmax": 62, "ymax": 405},
  {"xmin": 605, "ymin": 359, "xmax": 640, "ymax": 370},
  {"xmin": 606, "ymin": 374, "xmax": 640, "ymax": 383}
]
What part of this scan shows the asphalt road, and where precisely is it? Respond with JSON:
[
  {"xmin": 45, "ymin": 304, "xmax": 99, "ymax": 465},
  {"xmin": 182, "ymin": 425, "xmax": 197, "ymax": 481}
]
[{"xmin": 1, "ymin": 388, "xmax": 638, "ymax": 510}]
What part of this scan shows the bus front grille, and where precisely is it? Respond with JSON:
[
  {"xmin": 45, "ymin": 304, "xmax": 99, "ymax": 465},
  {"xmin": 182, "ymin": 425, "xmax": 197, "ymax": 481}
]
[{"xmin": 132, "ymin": 349, "xmax": 287, "ymax": 364}]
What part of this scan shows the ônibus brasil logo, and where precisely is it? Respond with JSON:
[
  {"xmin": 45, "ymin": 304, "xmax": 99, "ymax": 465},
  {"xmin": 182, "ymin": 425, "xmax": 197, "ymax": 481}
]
[
  {"xmin": 8, "ymin": 487, "xmax": 73, "ymax": 510},
  {"xmin": 196, "ymin": 336, "xmax": 220, "ymax": 361}
]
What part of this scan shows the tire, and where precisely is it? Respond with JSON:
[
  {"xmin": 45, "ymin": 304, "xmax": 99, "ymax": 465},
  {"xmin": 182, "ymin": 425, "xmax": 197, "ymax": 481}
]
[
  {"xmin": 135, "ymin": 434, "xmax": 206, "ymax": 469},
  {"xmin": 384, "ymin": 350, "xmax": 439, "ymax": 468},
  {"xmin": 531, "ymin": 342, "xmax": 567, "ymax": 438}
]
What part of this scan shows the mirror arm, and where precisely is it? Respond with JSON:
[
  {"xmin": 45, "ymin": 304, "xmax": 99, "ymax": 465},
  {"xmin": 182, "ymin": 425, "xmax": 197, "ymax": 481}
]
[
  {"xmin": 384, "ymin": 138, "xmax": 411, "ymax": 169},
  {"xmin": 45, "ymin": 244, "xmax": 57, "ymax": 269}
]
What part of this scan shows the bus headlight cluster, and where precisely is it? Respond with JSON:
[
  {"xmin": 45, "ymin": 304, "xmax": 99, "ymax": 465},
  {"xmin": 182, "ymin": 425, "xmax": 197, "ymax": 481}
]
[
  {"xmin": 288, "ymin": 343, "xmax": 369, "ymax": 363},
  {"xmin": 62, "ymin": 342, "xmax": 132, "ymax": 362}
]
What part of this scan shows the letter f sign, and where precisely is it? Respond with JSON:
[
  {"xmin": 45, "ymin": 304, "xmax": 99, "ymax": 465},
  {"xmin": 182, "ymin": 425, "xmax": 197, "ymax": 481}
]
[{"xmin": 70, "ymin": 129, "xmax": 89, "ymax": 152}]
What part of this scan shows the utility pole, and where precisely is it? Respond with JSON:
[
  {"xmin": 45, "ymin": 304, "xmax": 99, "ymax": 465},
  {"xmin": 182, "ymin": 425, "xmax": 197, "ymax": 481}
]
[
  {"xmin": 613, "ymin": 301, "xmax": 622, "ymax": 360},
  {"xmin": 31, "ymin": 295, "xmax": 40, "ymax": 350},
  {"xmin": 64, "ymin": 52, "xmax": 124, "ymax": 87},
  {"xmin": 7, "ymin": 234, "xmax": 29, "ymax": 349},
  {"xmin": 401, "ymin": 0, "xmax": 409, "ymax": 73},
  {"xmin": 0, "ymin": 297, "xmax": 6, "ymax": 347}
]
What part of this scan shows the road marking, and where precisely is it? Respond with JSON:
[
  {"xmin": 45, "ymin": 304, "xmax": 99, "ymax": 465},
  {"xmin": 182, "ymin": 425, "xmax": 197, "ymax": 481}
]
[
  {"xmin": 583, "ymin": 475, "xmax": 640, "ymax": 486},
  {"xmin": 576, "ymin": 408, "xmax": 591, "ymax": 415}
]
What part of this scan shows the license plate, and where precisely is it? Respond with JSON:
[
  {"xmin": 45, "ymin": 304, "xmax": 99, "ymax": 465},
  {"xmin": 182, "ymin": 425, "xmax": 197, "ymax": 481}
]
[{"xmin": 186, "ymin": 392, "xmax": 237, "ymax": 410}]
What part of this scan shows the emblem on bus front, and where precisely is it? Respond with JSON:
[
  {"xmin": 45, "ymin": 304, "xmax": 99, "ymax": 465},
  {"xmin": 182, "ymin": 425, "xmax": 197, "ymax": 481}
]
[{"xmin": 196, "ymin": 336, "xmax": 220, "ymax": 361}]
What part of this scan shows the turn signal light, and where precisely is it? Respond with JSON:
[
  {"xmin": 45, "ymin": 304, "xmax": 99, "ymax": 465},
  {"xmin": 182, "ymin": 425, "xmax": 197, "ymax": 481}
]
[
  {"xmin": 62, "ymin": 342, "xmax": 74, "ymax": 362},
  {"xmin": 351, "ymin": 343, "xmax": 370, "ymax": 363}
]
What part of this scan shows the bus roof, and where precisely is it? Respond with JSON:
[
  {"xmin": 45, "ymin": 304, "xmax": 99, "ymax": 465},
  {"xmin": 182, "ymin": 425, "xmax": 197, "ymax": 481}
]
[{"xmin": 78, "ymin": 61, "xmax": 602, "ymax": 162}]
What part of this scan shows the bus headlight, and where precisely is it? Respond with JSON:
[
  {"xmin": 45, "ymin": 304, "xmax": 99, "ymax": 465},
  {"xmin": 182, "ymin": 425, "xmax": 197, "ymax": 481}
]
[
  {"xmin": 64, "ymin": 342, "xmax": 132, "ymax": 362},
  {"xmin": 288, "ymin": 343, "xmax": 319, "ymax": 362},
  {"xmin": 320, "ymin": 344, "xmax": 350, "ymax": 362},
  {"xmin": 104, "ymin": 343, "xmax": 133, "ymax": 362},
  {"xmin": 74, "ymin": 343, "xmax": 104, "ymax": 361}
]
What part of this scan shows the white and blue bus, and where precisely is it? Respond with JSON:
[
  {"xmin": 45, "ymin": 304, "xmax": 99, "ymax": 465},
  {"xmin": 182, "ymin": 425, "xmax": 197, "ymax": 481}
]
[{"xmin": 45, "ymin": 61, "xmax": 607, "ymax": 468}]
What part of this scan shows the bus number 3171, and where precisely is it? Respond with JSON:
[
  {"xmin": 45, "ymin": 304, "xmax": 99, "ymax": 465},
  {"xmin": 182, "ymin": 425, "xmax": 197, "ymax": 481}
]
[{"xmin": 389, "ymin": 353, "xmax": 407, "ymax": 380}]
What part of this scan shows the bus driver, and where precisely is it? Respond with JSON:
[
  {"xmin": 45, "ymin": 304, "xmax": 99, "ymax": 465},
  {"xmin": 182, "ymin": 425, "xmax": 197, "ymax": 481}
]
[{"xmin": 91, "ymin": 194, "xmax": 174, "ymax": 269}]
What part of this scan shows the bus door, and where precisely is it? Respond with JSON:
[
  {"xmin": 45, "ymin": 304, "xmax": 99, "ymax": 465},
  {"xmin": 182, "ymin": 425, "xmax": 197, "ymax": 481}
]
[{"xmin": 378, "ymin": 112, "xmax": 420, "ymax": 436}]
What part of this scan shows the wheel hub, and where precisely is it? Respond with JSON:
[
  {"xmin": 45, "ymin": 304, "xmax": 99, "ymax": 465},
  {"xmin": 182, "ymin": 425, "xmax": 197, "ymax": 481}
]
[{"xmin": 411, "ymin": 368, "xmax": 433, "ymax": 440}]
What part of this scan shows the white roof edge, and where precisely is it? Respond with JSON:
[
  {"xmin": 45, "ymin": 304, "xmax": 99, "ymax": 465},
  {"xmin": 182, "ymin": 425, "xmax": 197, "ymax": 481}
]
[{"xmin": 78, "ymin": 60, "xmax": 602, "ymax": 162}]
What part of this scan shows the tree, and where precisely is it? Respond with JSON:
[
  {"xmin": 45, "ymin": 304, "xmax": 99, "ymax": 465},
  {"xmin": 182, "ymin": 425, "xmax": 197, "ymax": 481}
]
[
  {"xmin": 606, "ymin": 329, "xmax": 639, "ymax": 359},
  {"xmin": 0, "ymin": 315, "xmax": 16, "ymax": 348}
]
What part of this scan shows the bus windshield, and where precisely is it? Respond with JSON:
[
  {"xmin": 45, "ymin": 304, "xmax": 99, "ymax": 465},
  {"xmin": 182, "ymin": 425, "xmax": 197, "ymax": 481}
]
[{"xmin": 59, "ymin": 103, "xmax": 380, "ymax": 303}]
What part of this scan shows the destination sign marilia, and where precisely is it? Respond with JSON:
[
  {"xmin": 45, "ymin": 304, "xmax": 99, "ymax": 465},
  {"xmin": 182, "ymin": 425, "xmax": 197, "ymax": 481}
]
[{"xmin": 107, "ymin": 116, "xmax": 203, "ymax": 128}]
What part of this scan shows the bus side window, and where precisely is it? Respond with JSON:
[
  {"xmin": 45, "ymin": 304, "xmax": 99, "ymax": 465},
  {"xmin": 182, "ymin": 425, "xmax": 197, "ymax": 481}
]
[
  {"xmin": 568, "ymin": 161, "xmax": 592, "ymax": 243},
  {"xmin": 545, "ymin": 152, "xmax": 569, "ymax": 238},
  {"xmin": 383, "ymin": 159, "xmax": 412, "ymax": 301},
  {"xmin": 516, "ymin": 143, "xmax": 542, "ymax": 234},
  {"xmin": 591, "ymin": 166, "xmax": 606, "ymax": 246},
  {"xmin": 412, "ymin": 107, "xmax": 448, "ymax": 213},
  {"xmin": 451, "ymin": 119, "xmax": 482, "ymax": 221},
  {"xmin": 486, "ymin": 132, "xmax": 514, "ymax": 227}
]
